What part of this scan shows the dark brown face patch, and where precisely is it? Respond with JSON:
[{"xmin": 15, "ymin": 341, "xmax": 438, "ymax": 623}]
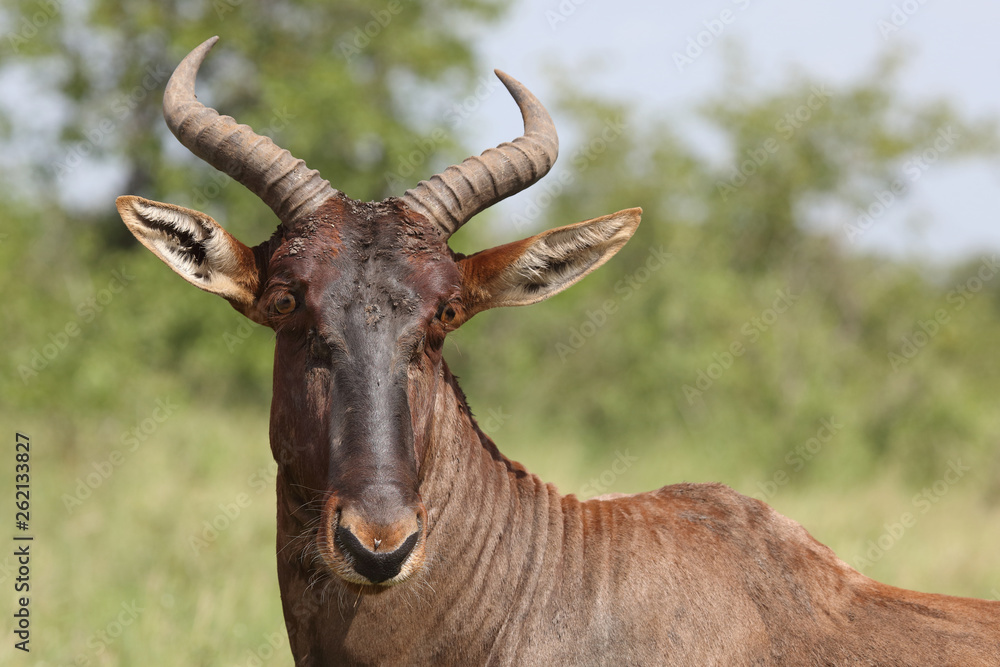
[{"xmin": 259, "ymin": 194, "xmax": 460, "ymax": 585}]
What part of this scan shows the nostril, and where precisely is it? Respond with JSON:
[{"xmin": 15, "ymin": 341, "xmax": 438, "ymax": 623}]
[{"xmin": 335, "ymin": 525, "xmax": 419, "ymax": 584}]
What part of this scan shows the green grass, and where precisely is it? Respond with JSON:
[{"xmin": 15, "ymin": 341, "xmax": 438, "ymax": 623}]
[{"xmin": 3, "ymin": 408, "xmax": 284, "ymax": 666}]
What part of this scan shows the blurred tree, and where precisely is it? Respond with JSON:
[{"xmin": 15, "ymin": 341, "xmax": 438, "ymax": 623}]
[
  {"xmin": 449, "ymin": 54, "xmax": 1000, "ymax": 488},
  {"xmin": 0, "ymin": 0, "xmax": 508, "ymax": 416},
  {"xmin": 0, "ymin": 0, "xmax": 505, "ymax": 243},
  {"xmin": 702, "ymin": 53, "xmax": 997, "ymax": 272}
]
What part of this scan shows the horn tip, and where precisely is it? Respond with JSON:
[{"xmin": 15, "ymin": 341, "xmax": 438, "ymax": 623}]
[
  {"xmin": 187, "ymin": 36, "xmax": 220, "ymax": 60},
  {"xmin": 493, "ymin": 69, "xmax": 518, "ymax": 88}
]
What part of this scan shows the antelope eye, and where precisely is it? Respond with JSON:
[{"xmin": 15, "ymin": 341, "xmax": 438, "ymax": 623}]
[
  {"xmin": 274, "ymin": 293, "xmax": 297, "ymax": 314},
  {"xmin": 436, "ymin": 302, "xmax": 458, "ymax": 325}
]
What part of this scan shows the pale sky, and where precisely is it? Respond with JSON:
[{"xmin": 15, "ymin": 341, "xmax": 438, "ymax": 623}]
[{"xmin": 469, "ymin": 0, "xmax": 1000, "ymax": 264}]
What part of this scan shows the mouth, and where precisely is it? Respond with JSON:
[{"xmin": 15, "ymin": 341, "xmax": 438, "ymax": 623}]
[
  {"xmin": 317, "ymin": 502, "xmax": 426, "ymax": 587},
  {"xmin": 332, "ymin": 519, "xmax": 423, "ymax": 585}
]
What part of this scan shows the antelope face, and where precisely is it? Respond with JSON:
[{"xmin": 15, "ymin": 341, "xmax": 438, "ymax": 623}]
[
  {"xmin": 262, "ymin": 195, "xmax": 458, "ymax": 586},
  {"xmin": 116, "ymin": 36, "xmax": 641, "ymax": 588}
]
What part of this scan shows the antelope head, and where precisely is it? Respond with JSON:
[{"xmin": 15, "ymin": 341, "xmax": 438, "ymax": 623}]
[{"xmin": 116, "ymin": 37, "xmax": 640, "ymax": 587}]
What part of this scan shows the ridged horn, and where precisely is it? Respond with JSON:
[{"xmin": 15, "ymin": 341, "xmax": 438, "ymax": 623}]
[
  {"xmin": 402, "ymin": 70, "xmax": 559, "ymax": 238},
  {"xmin": 163, "ymin": 36, "xmax": 336, "ymax": 225}
]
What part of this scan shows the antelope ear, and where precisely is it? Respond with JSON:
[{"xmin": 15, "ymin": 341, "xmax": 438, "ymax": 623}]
[
  {"xmin": 457, "ymin": 208, "xmax": 641, "ymax": 320},
  {"xmin": 115, "ymin": 195, "xmax": 261, "ymax": 313}
]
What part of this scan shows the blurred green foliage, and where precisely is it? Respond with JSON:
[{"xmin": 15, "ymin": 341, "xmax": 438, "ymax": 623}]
[
  {"xmin": 450, "ymin": 57, "xmax": 1000, "ymax": 496},
  {"xmin": 2, "ymin": 1, "xmax": 1000, "ymax": 664}
]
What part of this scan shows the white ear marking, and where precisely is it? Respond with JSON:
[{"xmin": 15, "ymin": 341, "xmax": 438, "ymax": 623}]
[
  {"xmin": 461, "ymin": 208, "xmax": 642, "ymax": 314},
  {"xmin": 116, "ymin": 195, "xmax": 258, "ymax": 306}
]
